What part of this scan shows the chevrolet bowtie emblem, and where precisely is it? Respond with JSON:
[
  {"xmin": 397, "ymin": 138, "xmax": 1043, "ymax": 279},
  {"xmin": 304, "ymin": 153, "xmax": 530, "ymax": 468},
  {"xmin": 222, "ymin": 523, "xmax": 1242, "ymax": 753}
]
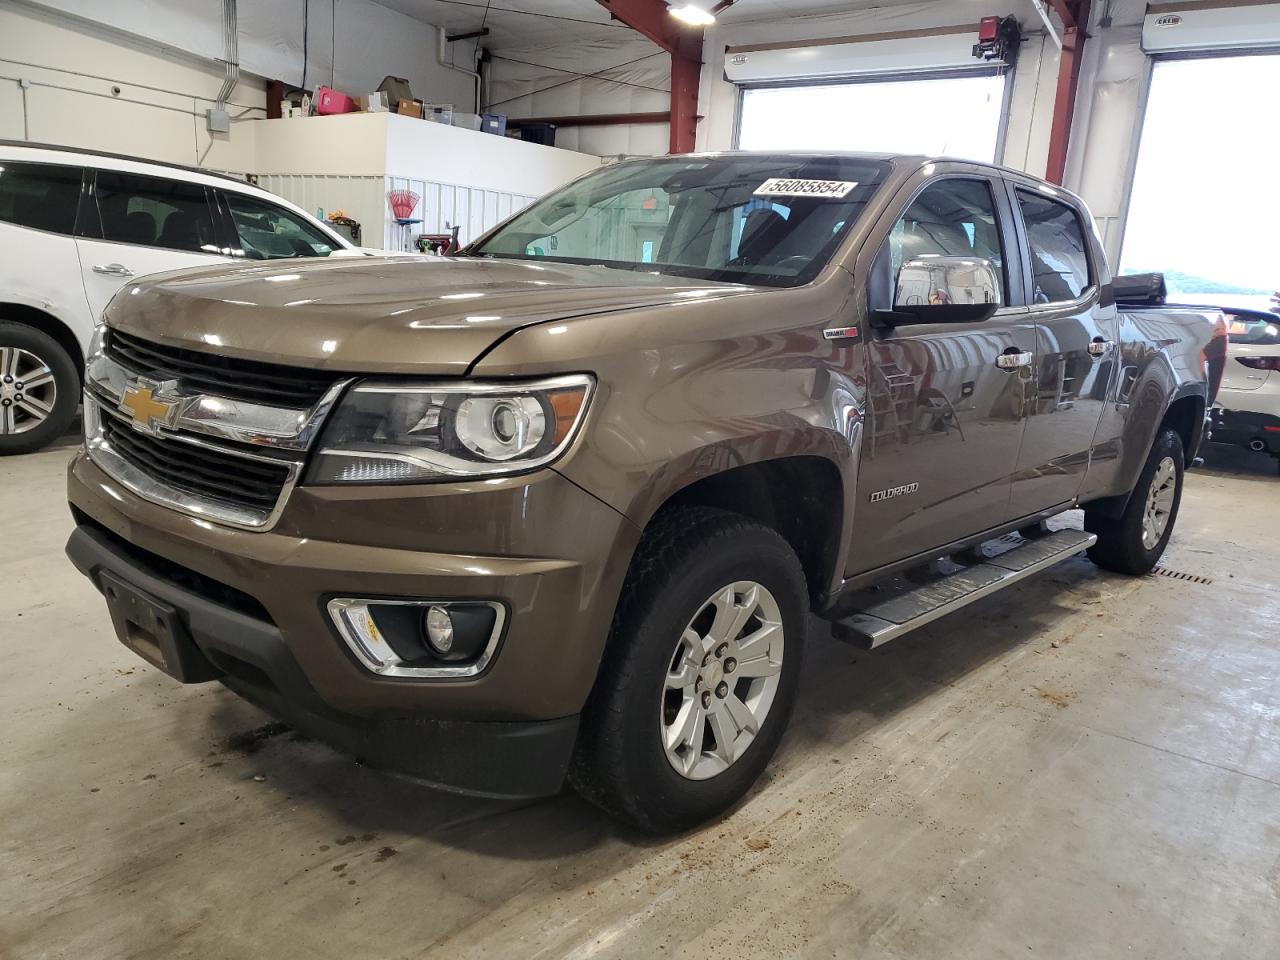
[{"xmin": 119, "ymin": 379, "xmax": 184, "ymax": 436}]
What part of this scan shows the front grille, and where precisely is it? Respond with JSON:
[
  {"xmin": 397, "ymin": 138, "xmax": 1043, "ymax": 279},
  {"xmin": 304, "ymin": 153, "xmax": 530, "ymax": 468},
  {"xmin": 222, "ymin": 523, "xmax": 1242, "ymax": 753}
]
[
  {"xmin": 106, "ymin": 329, "xmax": 336, "ymax": 408},
  {"xmin": 102, "ymin": 413, "xmax": 291, "ymax": 514}
]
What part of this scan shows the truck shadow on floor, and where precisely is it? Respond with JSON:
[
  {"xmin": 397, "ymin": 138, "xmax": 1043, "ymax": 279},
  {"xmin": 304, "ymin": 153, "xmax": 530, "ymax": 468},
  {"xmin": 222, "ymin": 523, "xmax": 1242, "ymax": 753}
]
[{"xmin": 187, "ymin": 553, "xmax": 1122, "ymax": 859}]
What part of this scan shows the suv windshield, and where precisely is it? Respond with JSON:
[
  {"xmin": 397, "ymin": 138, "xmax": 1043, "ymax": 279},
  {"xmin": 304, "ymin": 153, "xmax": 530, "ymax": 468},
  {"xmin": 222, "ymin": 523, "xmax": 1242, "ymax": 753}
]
[{"xmin": 471, "ymin": 154, "xmax": 891, "ymax": 287}]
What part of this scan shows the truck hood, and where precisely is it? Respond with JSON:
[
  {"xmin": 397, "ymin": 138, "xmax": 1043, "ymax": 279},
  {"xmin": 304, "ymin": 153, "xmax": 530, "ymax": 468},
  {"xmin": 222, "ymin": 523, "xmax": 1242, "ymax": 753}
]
[{"xmin": 105, "ymin": 256, "xmax": 758, "ymax": 376}]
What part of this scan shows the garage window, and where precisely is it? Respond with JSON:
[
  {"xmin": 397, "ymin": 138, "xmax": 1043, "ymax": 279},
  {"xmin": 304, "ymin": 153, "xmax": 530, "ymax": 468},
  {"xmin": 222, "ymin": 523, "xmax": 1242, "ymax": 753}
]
[
  {"xmin": 1120, "ymin": 54, "xmax": 1280, "ymax": 312},
  {"xmin": 738, "ymin": 73, "xmax": 1008, "ymax": 162}
]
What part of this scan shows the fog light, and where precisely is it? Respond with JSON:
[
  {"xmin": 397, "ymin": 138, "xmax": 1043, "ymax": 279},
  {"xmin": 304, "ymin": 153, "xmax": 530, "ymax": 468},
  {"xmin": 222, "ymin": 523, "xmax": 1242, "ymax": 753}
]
[{"xmin": 424, "ymin": 605, "xmax": 455, "ymax": 655}]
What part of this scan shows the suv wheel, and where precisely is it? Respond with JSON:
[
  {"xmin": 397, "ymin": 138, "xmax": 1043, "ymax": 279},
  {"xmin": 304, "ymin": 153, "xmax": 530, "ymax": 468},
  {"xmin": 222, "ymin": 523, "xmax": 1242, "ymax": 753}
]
[
  {"xmin": 570, "ymin": 506, "xmax": 807, "ymax": 833},
  {"xmin": 1085, "ymin": 427, "xmax": 1185, "ymax": 575},
  {"xmin": 0, "ymin": 322, "xmax": 79, "ymax": 455}
]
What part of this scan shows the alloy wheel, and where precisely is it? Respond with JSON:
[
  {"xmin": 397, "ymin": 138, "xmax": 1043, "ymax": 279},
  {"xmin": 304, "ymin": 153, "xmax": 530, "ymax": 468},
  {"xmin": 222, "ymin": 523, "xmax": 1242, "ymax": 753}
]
[
  {"xmin": 0, "ymin": 347, "xmax": 58, "ymax": 436},
  {"xmin": 660, "ymin": 581, "xmax": 785, "ymax": 781},
  {"xmin": 1142, "ymin": 455, "xmax": 1177, "ymax": 550}
]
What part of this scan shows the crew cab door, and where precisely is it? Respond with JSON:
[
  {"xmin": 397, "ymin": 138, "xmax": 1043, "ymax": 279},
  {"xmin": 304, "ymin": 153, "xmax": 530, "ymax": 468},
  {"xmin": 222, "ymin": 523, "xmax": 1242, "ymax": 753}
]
[
  {"xmin": 75, "ymin": 170, "xmax": 230, "ymax": 322},
  {"xmin": 849, "ymin": 172, "xmax": 1037, "ymax": 574},
  {"xmin": 1004, "ymin": 180, "xmax": 1118, "ymax": 516}
]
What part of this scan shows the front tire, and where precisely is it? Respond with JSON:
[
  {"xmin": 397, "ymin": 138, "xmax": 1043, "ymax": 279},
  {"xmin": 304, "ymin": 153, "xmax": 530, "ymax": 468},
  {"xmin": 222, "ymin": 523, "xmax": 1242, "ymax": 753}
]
[
  {"xmin": 0, "ymin": 322, "xmax": 80, "ymax": 455},
  {"xmin": 570, "ymin": 507, "xmax": 808, "ymax": 833},
  {"xmin": 1085, "ymin": 427, "xmax": 1185, "ymax": 575}
]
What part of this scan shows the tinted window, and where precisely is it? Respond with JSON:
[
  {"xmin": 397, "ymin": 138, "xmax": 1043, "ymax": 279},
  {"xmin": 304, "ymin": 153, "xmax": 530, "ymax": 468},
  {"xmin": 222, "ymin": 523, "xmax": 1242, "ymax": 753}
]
[
  {"xmin": 1017, "ymin": 190, "xmax": 1091, "ymax": 303},
  {"xmin": 1225, "ymin": 312, "xmax": 1280, "ymax": 345},
  {"xmin": 0, "ymin": 162, "xmax": 82, "ymax": 234},
  {"xmin": 890, "ymin": 178, "xmax": 1006, "ymax": 301},
  {"xmin": 472, "ymin": 155, "xmax": 891, "ymax": 288},
  {"xmin": 225, "ymin": 193, "xmax": 336, "ymax": 259},
  {"xmin": 93, "ymin": 172, "xmax": 218, "ymax": 253}
]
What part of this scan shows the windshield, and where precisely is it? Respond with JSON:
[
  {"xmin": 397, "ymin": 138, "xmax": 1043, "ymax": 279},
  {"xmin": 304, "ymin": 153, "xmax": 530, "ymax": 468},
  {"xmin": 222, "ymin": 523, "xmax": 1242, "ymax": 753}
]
[{"xmin": 470, "ymin": 155, "xmax": 891, "ymax": 287}]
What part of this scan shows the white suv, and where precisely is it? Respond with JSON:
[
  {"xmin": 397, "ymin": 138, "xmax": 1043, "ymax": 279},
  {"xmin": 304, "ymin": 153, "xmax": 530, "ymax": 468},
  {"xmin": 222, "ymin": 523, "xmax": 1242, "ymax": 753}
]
[
  {"xmin": 0, "ymin": 141, "xmax": 359, "ymax": 454},
  {"xmin": 1211, "ymin": 307, "xmax": 1280, "ymax": 473}
]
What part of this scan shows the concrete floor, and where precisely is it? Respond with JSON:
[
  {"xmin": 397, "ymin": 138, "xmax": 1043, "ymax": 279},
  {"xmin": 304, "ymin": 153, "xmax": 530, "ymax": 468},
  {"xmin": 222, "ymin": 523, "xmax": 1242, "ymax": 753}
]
[{"xmin": 3, "ymin": 436, "xmax": 1278, "ymax": 960}]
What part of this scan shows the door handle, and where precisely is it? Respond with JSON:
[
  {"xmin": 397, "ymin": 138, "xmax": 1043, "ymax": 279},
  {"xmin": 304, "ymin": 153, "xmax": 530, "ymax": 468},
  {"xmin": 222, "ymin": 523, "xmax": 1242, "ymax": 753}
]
[
  {"xmin": 92, "ymin": 263, "xmax": 134, "ymax": 277},
  {"xmin": 1088, "ymin": 338, "xmax": 1114, "ymax": 357},
  {"xmin": 996, "ymin": 349, "xmax": 1033, "ymax": 370}
]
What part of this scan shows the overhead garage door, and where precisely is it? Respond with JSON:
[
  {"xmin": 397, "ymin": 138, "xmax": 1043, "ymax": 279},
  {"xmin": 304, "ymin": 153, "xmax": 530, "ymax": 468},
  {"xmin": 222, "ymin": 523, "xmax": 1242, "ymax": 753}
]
[
  {"xmin": 737, "ymin": 72, "xmax": 1009, "ymax": 161},
  {"xmin": 1119, "ymin": 54, "xmax": 1280, "ymax": 312}
]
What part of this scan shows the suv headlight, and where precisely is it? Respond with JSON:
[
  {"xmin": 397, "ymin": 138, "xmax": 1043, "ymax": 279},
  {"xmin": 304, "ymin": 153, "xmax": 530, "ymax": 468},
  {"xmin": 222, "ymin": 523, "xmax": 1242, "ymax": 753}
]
[{"xmin": 306, "ymin": 375, "xmax": 594, "ymax": 484}]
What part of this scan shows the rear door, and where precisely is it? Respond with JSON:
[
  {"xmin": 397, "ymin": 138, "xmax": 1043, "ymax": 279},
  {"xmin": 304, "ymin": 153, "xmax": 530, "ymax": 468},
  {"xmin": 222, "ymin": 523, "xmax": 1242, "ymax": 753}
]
[
  {"xmin": 850, "ymin": 171, "xmax": 1037, "ymax": 574},
  {"xmin": 0, "ymin": 160, "xmax": 94, "ymax": 345},
  {"xmin": 1005, "ymin": 181, "xmax": 1118, "ymax": 517},
  {"xmin": 75, "ymin": 170, "xmax": 230, "ymax": 321}
]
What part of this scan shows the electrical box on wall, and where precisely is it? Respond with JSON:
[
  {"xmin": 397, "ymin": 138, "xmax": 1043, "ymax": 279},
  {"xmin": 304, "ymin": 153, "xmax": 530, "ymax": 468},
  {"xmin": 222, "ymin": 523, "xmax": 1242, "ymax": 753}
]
[
  {"xmin": 725, "ymin": 24, "xmax": 1011, "ymax": 85},
  {"xmin": 1142, "ymin": 1, "xmax": 1280, "ymax": 53},
  {"xmin": 206, "ymin": 108, "xmax": 231, "ymax": 134}
]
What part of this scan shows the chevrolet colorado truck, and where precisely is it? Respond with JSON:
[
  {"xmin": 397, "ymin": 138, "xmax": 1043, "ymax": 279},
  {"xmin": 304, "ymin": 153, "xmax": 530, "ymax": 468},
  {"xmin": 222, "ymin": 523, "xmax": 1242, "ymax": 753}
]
[{"xmin": 66, "ymin": 153, "xmax": 1227, "ymax": 832}]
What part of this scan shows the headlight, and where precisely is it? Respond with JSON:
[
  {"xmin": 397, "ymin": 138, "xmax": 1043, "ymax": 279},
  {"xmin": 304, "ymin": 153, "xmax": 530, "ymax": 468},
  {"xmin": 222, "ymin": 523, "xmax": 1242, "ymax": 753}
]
[{"xmin": 306, "ymin": 374, "xmax": 594, "ymax": 484}]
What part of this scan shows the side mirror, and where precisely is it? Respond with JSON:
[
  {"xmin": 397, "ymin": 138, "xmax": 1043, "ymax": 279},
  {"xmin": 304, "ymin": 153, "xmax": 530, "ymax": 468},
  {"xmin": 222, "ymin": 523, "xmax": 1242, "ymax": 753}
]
[{"xmin": 875, "ymin": 256, "xmax": 1002, "ymax": 327}]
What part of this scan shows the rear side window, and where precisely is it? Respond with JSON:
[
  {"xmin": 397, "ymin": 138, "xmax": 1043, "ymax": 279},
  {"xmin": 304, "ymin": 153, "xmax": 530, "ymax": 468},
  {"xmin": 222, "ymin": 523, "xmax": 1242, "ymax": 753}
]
[
  {"xmin": 0, "ymin": 162, "xmax": 83, "ymax": 235},
  {"xmin": 1016, "ymin": 190, "xmax": 1091, "ymax": 303},
  {"xmin": 224, "ymin": 193, "xmax": 336, "ymax": 259},
  {"xmin": 92, "ymin": 172, "xmax": 218, "ymax": 254}
]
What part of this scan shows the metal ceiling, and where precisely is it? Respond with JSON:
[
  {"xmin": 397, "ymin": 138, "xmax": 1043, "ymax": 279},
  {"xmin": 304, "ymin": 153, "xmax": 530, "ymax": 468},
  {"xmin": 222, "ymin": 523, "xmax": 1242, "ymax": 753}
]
[{"xmin": 368, "ymin": 0, "xmax": 934, "ymax": 53}]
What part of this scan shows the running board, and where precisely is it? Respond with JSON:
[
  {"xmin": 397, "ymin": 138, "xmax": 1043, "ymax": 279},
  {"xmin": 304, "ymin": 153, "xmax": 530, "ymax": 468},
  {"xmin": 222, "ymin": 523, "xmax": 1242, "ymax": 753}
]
[{"xmin": 832, "ymin": 529, "xmax": 1097, "ymax": 649}]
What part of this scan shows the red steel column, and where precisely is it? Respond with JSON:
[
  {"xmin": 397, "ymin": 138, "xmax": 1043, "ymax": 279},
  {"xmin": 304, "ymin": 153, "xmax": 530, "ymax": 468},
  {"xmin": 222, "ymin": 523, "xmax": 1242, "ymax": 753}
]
[
  {"xmin": 596, "ymin": 0, "xmax": 704, "ymax": 154},
  {"xmin": 1044, "ymin": 0, "xmax": 1091, "ymax": 185}
]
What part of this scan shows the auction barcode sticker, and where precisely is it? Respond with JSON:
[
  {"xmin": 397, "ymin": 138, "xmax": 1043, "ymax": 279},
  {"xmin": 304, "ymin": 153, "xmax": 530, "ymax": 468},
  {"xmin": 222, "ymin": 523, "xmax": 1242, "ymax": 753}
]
[{"xmin": 753, "ymin": 178, "xmax": 859, "ymax": 198}]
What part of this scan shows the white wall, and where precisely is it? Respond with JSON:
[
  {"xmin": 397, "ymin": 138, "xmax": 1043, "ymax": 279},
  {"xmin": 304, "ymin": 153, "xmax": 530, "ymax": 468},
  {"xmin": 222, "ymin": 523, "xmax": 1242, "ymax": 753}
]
[
  {"xmin": 0, "ymin": 0, "xmax": 481, "ymax": 173},
  {"xmin": 14, "ymin": 0, "xmax": 479, "ymax": 106},
  {"xmin": 251, "ymin": 112, "xmax": 602, "ymax": 248},
  {"xmin": 485, "ymin": 34, "xmax": 671, "ymax": 158},
  {"xmin": 0, "ymin": 2, "xmax": 265, "ymax": 171}
]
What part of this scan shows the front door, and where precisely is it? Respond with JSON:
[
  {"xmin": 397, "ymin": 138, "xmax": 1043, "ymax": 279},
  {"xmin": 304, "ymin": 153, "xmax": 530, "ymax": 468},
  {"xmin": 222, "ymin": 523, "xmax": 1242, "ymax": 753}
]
[
  {"xmin": 75, "ymin": 170, "xmax": 230, "ymax": 322},
  {"xmin": 849, "ymin": 175, "xmax": 1036, "ymax": 575},
  {"xmin": 1005, "ymin": 182, "xmax": 1117, "ymax": 517}
]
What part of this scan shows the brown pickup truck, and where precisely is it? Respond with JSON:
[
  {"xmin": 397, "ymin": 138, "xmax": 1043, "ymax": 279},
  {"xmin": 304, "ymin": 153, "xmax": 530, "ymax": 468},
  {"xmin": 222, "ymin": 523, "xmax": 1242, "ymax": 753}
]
[{"xmin": 66, "ymin": 153, "xmax": 1227, "ymax": 832}]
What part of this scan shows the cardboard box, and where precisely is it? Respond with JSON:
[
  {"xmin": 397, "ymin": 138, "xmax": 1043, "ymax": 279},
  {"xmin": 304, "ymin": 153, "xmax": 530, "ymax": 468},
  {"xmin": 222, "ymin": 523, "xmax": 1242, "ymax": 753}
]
[{"xmin": 396, "ymin": 98, "xmax": 424, "ymax": 118}]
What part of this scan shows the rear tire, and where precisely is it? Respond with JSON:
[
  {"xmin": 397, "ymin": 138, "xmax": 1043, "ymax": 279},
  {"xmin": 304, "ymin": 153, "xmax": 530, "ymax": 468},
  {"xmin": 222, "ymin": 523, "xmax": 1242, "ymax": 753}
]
[
  {"xmin": 1085, "ymin": 427, "xmax": 1184, "ymax": 575},
  {"xmin": 0, "ymin": 322, "xmax": 79, "ymax": 455},
  {"xmin": 570, "ymin": 506, "xmax": 808, "ymax": 833}
]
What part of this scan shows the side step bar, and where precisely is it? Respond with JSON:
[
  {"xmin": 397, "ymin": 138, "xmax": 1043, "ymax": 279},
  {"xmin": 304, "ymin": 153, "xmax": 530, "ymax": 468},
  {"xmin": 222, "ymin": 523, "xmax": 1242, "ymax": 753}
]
[{"xmin": 832, "ymin": 529, "xmax": 1097, "ymax": 649}]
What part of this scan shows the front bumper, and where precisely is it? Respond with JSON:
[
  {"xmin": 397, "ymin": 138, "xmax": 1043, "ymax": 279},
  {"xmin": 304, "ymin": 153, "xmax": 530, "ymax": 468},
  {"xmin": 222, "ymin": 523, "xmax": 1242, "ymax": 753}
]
[
  {"xmin": 66, "ymin": 522, "xmax": 578, "ymax": 798},
  {"xmin": 68, "ymin": 447, "xmax": 639, "ymax": 719}
]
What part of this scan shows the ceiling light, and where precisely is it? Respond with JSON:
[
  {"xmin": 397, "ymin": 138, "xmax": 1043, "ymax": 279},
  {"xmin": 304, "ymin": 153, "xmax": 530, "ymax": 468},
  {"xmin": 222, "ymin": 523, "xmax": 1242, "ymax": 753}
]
[{"xmin": 669, "ymin": 2, "xmax": 716, "ymax": 26}]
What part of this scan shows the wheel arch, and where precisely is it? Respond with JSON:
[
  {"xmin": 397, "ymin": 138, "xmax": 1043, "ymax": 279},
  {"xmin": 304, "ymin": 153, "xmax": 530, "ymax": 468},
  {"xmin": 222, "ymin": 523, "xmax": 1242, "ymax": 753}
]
[
  {"xmin": 1085, "ymin": 386, "xmax": 1203, "ymax": 521},
  {"xmin": 0, "ymin": 302, "xmax": 86, "ymax": 387},
  {"xmin": 642, "ymin": 453, "xmax": 847, "ymax": 608}
]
